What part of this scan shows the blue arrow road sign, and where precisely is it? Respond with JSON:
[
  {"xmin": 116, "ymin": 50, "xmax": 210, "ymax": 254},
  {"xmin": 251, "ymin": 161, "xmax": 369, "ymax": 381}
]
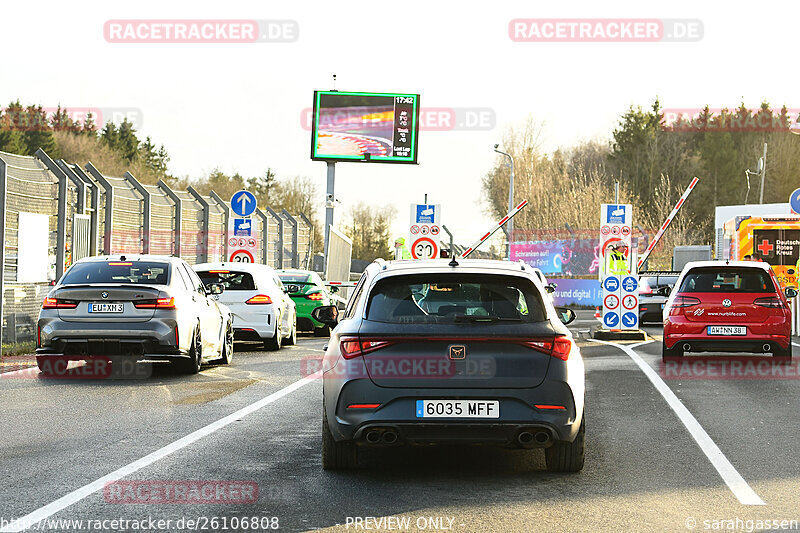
[
  {"xmin": 622, "ymin": 276, "xmax": 638, "ymax": 293},
  {"xmin": 603, "ymin": 313, "xmax": 620, "ymax": 328},
  {"xmin": 603, "ymin": 276, "xmax": 620, "ymax": 292},
  {"xmin": 622, "ymin": 312, "xmax": 638, "ymax": 328},
  {"xmin": 791, "ymin": 188, "xmax": 800, "ymax": 214},
  {"xmin": 231, "ymin": 190, "xmax": 257, "ymax": 217}
]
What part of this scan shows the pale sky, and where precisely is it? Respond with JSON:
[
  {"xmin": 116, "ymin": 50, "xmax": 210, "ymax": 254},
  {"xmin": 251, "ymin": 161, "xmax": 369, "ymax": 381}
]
[{"xmin": 3, "ymin": 0, "xmax": 799, "ymax": 250}]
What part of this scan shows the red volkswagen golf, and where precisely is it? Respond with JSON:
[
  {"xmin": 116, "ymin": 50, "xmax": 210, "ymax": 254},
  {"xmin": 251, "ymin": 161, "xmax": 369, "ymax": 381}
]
[{"xmin": 662, "ymin": 261, "xmax": 797, "ymax": 361}]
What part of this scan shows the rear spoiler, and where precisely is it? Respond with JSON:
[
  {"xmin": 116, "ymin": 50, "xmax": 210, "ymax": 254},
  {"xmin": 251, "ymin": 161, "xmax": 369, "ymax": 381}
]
[{"xmin": 639, "ymin": 271, "xmax": 680, "ymax": 276}]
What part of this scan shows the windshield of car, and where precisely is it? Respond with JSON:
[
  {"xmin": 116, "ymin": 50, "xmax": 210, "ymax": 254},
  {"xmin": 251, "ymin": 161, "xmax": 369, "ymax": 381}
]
[
  {"xmin": 196, "ymin": 270, "xmax": 256, "ymax": 290},
  {"xmin": 365, "ymin": 274, "xmax": 546, "ymax": 324},
  {"xmin": 60, "ymin": 261, "xmax": 170, "ymax": 285},
  {"xmin": 678, "ymin": 268, "xmax": 774, "ymax": 293}
]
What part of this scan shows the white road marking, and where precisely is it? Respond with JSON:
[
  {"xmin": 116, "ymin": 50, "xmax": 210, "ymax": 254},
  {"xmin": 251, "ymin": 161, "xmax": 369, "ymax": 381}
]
[
  {"xmin": 589, "ymin": 339, "xmax": 765, "ymax": 506},
  {"xmin": 0, "ymin": 372, "xmax": 320, "ymax": 532}
]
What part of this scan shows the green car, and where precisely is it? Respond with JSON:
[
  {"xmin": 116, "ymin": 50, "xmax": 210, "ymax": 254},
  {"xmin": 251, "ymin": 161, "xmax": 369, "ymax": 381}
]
[{"xmin": 277, "ymin": 270, "xmax": 336, "ymax": 337}]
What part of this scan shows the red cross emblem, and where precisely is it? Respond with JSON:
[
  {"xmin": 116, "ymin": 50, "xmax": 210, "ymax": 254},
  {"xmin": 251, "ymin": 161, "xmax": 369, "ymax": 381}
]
[{"xmin": 757, "ymin": 239, "xmax": 774, "ymax": 255}]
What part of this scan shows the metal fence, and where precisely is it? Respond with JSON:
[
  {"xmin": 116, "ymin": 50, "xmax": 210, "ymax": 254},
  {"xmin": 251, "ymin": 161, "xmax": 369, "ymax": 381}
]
[{"xmin": 0, "ymin": 149, "xmax": 315, "ymax": 346}]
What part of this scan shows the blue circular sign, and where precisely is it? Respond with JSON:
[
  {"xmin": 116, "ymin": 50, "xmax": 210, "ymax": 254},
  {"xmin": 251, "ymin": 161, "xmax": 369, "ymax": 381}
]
[
  {"xmin": 231, "ymin": 190, "xmax": 257, "ymax": 217},
  {"xmin": 603, "ymin": 276, "xmax": 620, "ymax": 292},
  {"xmin": 791, "ymin": 188, "xmax": 800, "ymax": 214},
  {"xmin": 603, "ymin": 313, "xmax": 620, "ymax": 328},
  {"xmin": 622, "ymin": 312, "xmax": 638, "ymax": 328},
  {"xmin": 622, "ymin": 276, "xmax": 638, "ymax": 293}
]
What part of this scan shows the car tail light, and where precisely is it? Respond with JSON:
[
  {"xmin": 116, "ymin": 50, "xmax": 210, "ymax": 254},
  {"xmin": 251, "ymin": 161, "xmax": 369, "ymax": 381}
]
[
  {"xmin": 42, "ymin": 297, "xmax": 78, "ymax": 309},
  {"xmin": 754, "ymin": 296, "xmax": 783, "ymax": 308},
  {"xmin": 305, "ymin": 292, "xmax": 324, "ymax": 300},
  {"xmin": 208, "ymin": 270, "xmax": 229, "ymax": 274},
  {"xmin": 107, "ymin": 262, "xmax": 132, "ymax": 266},
  {"xmin": 37, "ymin": 324, "xmax": 41, "ymax": 348},
  {"xmin": 521, "ymin": 336, "xmax": 572, "ymax": 361},
  {"xmin": 672, "ymin": 295, "xmax": 701, "ymax": 308},
  {"xmin": 246, "ymin": 294, "xmax": 272, "ymax": 304},
  {"xmin": 339, "ymin": 336, "xmax": 394, "ymax": 359},
  {"xmin": 133, "ymin": 297, "xmax": 175, "ymax": 309},
  {"xmin": 535, "ymin": 404, "xmax": 566, "ymax": 410},
  {"xmin": 347, "ymin": 403, "xmax": 381, "ymax": 409}
]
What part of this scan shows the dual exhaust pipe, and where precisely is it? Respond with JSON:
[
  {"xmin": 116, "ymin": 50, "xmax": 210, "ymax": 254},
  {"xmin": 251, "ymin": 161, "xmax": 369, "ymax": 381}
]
[
  {"xmin": 681, "ymin": 343, "xmax": 772, "ymax": 353},
  {"xmin": 365, "ymin": 429, "xmax": 398, "ymax": 445},
  {"xmin": 517, "ymin": 429, "xmax": 552, "ymax": 448}
]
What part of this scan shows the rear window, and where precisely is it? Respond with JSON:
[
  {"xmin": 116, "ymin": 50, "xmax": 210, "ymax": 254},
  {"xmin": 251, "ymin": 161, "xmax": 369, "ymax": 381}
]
[
  {"xmin": 365, "ymin": 274, "xmax": 546, "ymax": 324},
  {"xmin": 678, "ymin": 268, "xmax": 775, "ymax": 294},
  {"xmin": 278, "ymin": 273, "xmax": 311, "ymax": 284},
  {"xmin": 641, "ymin": 275, "xmax": 677, "ymax": 288},
  {"xmin": 197, "ymin": 270, "xmax": 256, "ymax": 290},
  {"xmin": 61, "ymin": 261, "xmax": 170, "ymax": 285}
]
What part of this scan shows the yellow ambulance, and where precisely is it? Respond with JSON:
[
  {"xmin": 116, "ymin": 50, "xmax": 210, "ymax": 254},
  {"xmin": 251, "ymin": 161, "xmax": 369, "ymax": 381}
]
[{"xmin": 722, "ymin": 215, "xmax": 800, "ymax": 288}]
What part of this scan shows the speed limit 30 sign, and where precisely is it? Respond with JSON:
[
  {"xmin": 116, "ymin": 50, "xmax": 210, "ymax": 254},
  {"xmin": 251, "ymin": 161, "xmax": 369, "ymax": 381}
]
[{"xmin": 411, "ymin": 237, "xmax": 439, "ymax": 259}]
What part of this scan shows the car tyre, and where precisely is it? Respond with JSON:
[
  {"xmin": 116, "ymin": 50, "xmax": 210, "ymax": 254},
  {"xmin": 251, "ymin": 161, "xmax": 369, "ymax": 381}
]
[
  {"xmin": 773, "ymin": 342, "xmax": 792, "ymax": 359},
  {"xmin": 218, "ymin": 321, "xmax": 234, "ymax": 365},
  {"xmin": 283, "ymin": 313, "xmax": 297, "ymax": 346},
  {"xmin": 545, "ymin": 413, "xmax": 585, "ymax": 473},
  {"xmin": 177, "ymin": 329, "xmax": 202, "ymax": 374},
  {"xmin": 314, "ymin": 324, "xmax": 331, "ymax": 338},
  {"xmin": 661, "ymin": 339, "xmax": 683, "ymax": 362},
  {"xmin": 322, "ymin": 406, "xmax": 358, "ymax": 470},
  {"xmin": 264, "ymin": 320, "xmax": 282, "ymax": 351}
]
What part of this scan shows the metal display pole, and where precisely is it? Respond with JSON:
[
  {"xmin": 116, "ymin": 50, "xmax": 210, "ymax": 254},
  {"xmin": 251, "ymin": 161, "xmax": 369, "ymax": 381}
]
[{"xmin": 323, "ymin": 161, "xmax": 335, "ymax": 266}]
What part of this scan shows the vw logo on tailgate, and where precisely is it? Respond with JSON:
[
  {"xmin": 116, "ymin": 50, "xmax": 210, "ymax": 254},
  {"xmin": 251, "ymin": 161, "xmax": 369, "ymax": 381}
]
[{"xmin": 722, "ymin": 299, "xmax": 732, "ymax": 308}]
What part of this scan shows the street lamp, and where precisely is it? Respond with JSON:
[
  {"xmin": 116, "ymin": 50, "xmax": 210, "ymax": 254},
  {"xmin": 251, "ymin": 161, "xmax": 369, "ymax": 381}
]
[
  {"xmin": 744, "ymin": 144, "xmax": 766, "ymax": 204},
  {"xmin": 493, "ymin": 144, "xmax": 514, "ymax": 259}
]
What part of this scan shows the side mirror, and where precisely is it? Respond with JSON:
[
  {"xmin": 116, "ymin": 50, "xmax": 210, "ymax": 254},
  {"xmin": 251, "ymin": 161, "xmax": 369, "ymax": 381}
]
[
  {"xmin": 554, "ymin": 306, "xmax": 576, "ymax": 325},
  {"xmin": 286, "ymin": 284, "xmax": 300, "ymax": 293},
  {"xmin": 311, "ymin": 305, "xmax": 339, "ymax": 327},
  {"xmin": 785, "ymin": 287, "xmax": 798, "ymax": 299},
  {"xmin": 328, "ymin": 285, "xmax": 339, "ymax": 294},
  {"xmin": 545, "ymin": 283, "xmax": 557, "ymax": 294},
  {"xmin": 207, "ymin": 283, "xmax": 224, "ymax": 295},
  {"xmin": 656, "ymin": 286, "xmax": 672, "ymax": 297}
]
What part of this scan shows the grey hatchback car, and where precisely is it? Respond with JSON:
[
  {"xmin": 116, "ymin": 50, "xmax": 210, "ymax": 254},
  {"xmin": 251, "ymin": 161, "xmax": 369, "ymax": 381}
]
[
  {"xmin": 312, "ymin": 259, "xmax": 585, "ymax": 471},
  {"xmin": 36, "ymin": 255, "xmax": 234, "ymax": 375}
]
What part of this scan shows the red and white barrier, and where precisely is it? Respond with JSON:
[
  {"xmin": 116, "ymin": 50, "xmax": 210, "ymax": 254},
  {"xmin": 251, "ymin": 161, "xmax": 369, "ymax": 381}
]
[
  {"xmin": 461, "ymin": 200, "xmax": 529, "ymax": 258},
  {"xmin": 637, "ymin": 177, "xmax": 699, "ymax": 270}
]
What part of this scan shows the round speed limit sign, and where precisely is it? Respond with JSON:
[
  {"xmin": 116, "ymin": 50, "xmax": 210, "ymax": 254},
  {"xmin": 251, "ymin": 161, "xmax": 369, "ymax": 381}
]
[
  {"xmin": 229, "ymin": 249, "xmax": 254, "ymax": 263},
  {"xmin": 411, "ymin": 237, "xmax": 439, "ymax": 259}
]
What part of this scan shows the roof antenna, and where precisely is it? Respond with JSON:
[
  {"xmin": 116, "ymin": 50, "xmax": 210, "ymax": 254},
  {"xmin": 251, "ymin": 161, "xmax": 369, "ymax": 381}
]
[
  {"xmin": 332, "ymin": 73, "xmax": 337, "ymax": 91},
  {"xmin": 443, "ymin": 225, "xmax": 458, "ymax": 267}
]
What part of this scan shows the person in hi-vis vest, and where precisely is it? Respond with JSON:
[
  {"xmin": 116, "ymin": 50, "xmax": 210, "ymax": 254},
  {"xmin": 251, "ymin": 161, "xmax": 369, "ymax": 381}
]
[
  {"xmin": 394, "ymin": 237, "xmax": 411, "ymax": 260},
  {"xmin": 607, "ymin": 241, "xmax": 629, "ymax": 275}
]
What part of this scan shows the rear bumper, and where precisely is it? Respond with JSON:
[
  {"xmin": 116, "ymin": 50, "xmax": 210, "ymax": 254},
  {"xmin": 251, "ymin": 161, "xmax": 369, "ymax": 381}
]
[
  {"xmin": 37, "ymin": 317, "xmax": 181, "ymax": 356},
  {"xmin": 229, "ymin": 308, "xmax": 275, "ymax": 340},
  {"xmin": 664, "ymin": 319, "xmax": 791, "ymax": 351},
  {"xmin": 324, "ymin": 378, "xmax": 582, "ymax": 445}
]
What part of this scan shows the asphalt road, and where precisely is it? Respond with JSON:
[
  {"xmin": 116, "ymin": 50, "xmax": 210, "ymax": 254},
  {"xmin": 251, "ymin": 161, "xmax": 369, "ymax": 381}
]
[{"xmin": 2, "ymin": 312, "xmax": 800, "ymax": 532}]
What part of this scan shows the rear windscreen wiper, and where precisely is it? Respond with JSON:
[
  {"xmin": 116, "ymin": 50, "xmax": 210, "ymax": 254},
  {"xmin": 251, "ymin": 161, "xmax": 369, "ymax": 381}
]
[{"xmin": 453, "ymin": 315, "xmax": 521, "ymax": 323}]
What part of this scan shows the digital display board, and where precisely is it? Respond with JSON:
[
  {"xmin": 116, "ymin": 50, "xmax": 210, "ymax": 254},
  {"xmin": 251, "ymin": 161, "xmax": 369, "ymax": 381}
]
[{"xmin": 310, "ymin": 91, "xmax": 419, "ymax": 164}]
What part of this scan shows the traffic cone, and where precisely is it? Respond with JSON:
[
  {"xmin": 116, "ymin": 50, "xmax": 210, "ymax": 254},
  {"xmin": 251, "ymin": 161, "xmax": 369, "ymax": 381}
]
[{"xmin": 594, "ymin": 306, "xmax": 601, "ymax": 318}]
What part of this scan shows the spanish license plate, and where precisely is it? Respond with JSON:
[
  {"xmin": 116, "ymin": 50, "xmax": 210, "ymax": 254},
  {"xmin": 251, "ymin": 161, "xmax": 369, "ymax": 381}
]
[
  {"xmin": 415, "ymin": 400, "xmax": 499, "ymax": 418},
  {"xmin": 707, "ymin": 326, "xmax": 746, "ymax": 336},
  {"xmin": 88, "ymin": 303, "xmax": 124, "ymax": 313}
]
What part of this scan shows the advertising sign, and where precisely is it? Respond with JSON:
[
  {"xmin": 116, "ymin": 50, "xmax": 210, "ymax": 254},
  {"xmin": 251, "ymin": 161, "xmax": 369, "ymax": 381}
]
[{"xmin": 311, "ymin": 91, "xmax": 420, "ymax": 164}]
